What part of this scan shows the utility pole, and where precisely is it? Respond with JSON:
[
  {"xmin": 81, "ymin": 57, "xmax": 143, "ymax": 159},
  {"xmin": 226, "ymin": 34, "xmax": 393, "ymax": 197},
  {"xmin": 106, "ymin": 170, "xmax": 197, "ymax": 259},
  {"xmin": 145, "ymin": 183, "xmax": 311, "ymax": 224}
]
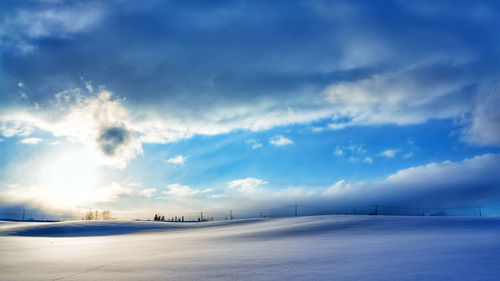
[
  {"xmin": 200, "ymin": 212, "xmax": 203, "ymax": 221},
  {"xmin": 230, "ymin": 210, "xmax": 233, "ymax": 220},
  {"xmin": 22, "ymin": 208, "xmax": 25, "ymax": 221},
  {"xmin": 295, "ymin": 203, "xmax": 298, "ymax": 217},
  {"xmin": 479, "ymin": 206, "xmax": 482, "ymax": 217},
  {"xmin": 375, "ymin": 205, "xmax": 378, "ymax": 216}
]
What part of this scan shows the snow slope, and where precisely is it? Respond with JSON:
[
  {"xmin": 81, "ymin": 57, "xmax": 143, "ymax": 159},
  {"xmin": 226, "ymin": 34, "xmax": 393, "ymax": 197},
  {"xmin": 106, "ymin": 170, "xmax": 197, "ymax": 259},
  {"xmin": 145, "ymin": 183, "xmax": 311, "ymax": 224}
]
[{"xmin": 1, "ymin": 215, "xmax": 499, "ymax": 280}]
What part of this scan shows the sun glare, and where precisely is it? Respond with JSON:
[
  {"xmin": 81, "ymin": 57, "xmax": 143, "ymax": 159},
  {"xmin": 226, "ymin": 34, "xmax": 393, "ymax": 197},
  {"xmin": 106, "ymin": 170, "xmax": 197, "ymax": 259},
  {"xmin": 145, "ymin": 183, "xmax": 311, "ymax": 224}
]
[{"xmin": 39, "ymin": 149, "xmax": 99, "ymax": 206}]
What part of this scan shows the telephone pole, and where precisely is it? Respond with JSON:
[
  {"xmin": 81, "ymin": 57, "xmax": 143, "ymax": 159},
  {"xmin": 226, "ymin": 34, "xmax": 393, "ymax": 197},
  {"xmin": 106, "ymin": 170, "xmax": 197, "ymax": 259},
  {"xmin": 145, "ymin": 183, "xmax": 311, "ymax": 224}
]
[
  {"xmin": 22, "ymin": 208, "xmax": 25, "ymax": 221},
  {"xmin": 479, "ymin": 206, "xmax": 482, "ymax": 217},
  {"xmin": 375, "ymin": 205, "xmax": 378, "ymax": 216},
  {"xmin": 200, "ymin": 212, "xmax": 203, "ymax": 221},
  {"xmin": 230, "ymin": 210, "xmax": 233, "ymax": 220},
  {"xmin": 294, "ymin": 204, "xmax": 298, "ymax": 217}
]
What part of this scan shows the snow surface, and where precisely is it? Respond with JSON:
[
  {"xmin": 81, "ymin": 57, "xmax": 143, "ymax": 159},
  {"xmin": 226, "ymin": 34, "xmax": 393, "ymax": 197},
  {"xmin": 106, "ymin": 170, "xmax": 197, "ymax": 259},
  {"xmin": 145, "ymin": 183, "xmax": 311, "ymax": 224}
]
[{"xmin": 1, "ymin": 215, "xmax": 499, "ymax": 280}]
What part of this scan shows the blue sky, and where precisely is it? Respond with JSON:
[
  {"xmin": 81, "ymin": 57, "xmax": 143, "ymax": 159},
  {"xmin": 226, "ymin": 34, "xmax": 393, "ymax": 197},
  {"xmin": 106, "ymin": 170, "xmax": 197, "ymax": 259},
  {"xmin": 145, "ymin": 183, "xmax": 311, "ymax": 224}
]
[{"xmin": 1, "ymin": 0, "xmax": 500, "ymax": 219}]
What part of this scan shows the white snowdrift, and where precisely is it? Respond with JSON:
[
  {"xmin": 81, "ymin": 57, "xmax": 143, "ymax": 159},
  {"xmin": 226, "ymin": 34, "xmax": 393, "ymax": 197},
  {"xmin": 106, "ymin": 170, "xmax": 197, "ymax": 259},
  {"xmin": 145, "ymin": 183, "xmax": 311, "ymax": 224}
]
[{"xmin": 1, "ymin": 215, "xmax": 499, "ymax": 280}]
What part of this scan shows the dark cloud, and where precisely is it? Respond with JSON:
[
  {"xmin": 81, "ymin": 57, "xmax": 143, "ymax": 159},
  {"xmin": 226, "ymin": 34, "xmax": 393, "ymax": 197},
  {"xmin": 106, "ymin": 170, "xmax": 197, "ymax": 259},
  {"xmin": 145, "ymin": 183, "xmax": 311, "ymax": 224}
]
[
  {"xmin": 0, "ymin": 199, "xmax": 73, "ymax": 221},
  {"xmin": 97, "ymin": 126, "xmax": 132, "ymax": 156},
  {"xmin": 320, "ymin": 153, "xmax": 500, "ymax": 208},
  {"xmin": 0, "ymin": 0, "xmax": 499, "ymax": 146},
  {"xmin": 1, "ymin": 0, "xmax": 499, "ymax": 108}
]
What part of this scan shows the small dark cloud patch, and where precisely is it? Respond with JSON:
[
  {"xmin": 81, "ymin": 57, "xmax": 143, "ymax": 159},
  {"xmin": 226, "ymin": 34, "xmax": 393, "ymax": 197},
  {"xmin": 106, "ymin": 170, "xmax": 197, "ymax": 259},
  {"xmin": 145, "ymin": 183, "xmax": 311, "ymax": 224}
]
[{"xmin": 97, "ymin": 126, "xmax": 132, "ymax": 156}]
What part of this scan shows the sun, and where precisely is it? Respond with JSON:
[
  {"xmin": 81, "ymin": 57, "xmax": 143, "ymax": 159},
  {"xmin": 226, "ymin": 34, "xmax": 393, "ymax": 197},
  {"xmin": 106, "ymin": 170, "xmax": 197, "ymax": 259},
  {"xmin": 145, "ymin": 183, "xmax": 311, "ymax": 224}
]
[{"xmin": 39, "ymin": 148, "xmax": 99, "ymax": 207}]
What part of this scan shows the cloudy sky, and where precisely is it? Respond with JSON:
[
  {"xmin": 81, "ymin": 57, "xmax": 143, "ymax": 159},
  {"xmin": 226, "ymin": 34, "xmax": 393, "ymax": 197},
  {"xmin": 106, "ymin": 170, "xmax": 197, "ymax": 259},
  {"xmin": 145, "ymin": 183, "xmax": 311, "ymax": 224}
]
[{"xmin": 1, "ymin": 0, "xmax": 500, "ymax": 219}]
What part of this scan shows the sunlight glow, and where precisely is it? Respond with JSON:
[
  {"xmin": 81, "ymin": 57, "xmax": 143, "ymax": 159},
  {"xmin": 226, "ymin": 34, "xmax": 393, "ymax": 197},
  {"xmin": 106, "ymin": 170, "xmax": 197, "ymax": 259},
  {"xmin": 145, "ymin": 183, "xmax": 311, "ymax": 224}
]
[{"xmin": 39, "ymin": 149, "xmax": 99, "ymax": 207}]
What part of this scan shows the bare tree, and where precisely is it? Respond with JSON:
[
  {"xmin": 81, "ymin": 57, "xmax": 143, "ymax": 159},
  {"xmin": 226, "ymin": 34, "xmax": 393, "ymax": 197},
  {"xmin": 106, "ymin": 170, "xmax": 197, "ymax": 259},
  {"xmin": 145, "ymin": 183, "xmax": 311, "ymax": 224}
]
[{"xmin": 82, "ymin": 209, "xmax": 114, "ymax": 220}]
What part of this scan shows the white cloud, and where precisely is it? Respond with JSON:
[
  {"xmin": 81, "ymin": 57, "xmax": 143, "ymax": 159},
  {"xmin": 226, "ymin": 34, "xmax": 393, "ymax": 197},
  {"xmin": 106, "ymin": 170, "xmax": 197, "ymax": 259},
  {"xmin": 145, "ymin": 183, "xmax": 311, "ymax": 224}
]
[
  {"xmin": 460, "ymin": 82, "xmax": 500, "ymax": 146},
  {"xmin": 19, "ymin": 137, "xmax": 42, "ymax": 145},
  {"xmin": 320, "ymin": 153, "xmax": 500, "ymax": 206},
  {"xmin": 208, "ymin": 194, "xmax": 229, "ymax": 199},
  {"xmin": 322, "ymin": 180, "xmax": 354, "ymax": 196},
  {"xmin": 0, "ymin": 121, "xmax": 35, "ymax": 138},
  {"xmin": 162, "ymin": 184, "xmax": 200, "ymax": 197},
  {"xmin": 363, "ymin": 157, "xmax": 373, "ymax": 164},
  {"xmin": 246, "ymin": 139, "xmax": 262, "ymax": 149},
  {"xmin": 252, "ymin": 143, "xmax": 263, "ymax": 149},
  {"xmin": 1, "ymin": 90, "xmax": 143, "ymax": 169},
  {"xmin": 134, "ymin": 101, "xmax": 334, "ymax": 144},
  {"xmin": 347, "ymin": 144, "xmax": 366, "ymax": 154},
  {"xmin": 335, "ymin": 144, "xmax": 366, "ymax": 158},
  {"xmin": 269, "ymin": 135, "xmax": 293, "ymax": 146},
  {"xmin": 403, "ymin": 152, "xmax": 414, "ymax": 159},
  {"xmin": 381, "ymin": 149, "xmax": 400, "ymax": 158},
  {"xmin": 319, "ymin": 63, "xmax": 500, "ymax": 147},
  {"xmin": 166, "ymin": 155, "xmax": 186, "ymax": 165},
  {"xmin": 138, "ymin": 188, "xmax": 156, "ymax": 198},
  {"xmin": 85, "ymin": 81, "xmax": 94, "ymax": 93},
  {"xmin": 322, "ymin": 64, "xmax": 472, "ymax": 128},
  {"xmin": 92, "ymin": 183, "xmax": 133, "ymax": 203},
  {"xmin": 227, "ymin": 177, "xmax": 268, "ymax": 194}
]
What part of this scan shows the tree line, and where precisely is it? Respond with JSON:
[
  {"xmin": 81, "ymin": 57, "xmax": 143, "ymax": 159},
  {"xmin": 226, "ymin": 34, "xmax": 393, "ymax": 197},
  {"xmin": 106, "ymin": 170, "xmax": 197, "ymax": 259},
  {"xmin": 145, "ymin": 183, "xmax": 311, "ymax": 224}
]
[{"xmin": 82, "ymin": 209, "xmax": 114, "ymax": 220}]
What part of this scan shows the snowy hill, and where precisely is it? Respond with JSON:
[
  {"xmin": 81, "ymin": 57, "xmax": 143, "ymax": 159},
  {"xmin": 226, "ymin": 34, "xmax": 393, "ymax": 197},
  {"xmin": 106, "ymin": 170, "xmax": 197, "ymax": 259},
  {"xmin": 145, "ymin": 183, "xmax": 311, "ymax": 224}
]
[{"xmin": 1, "ymin": 215, "xmax": 499, "ymax": 280}]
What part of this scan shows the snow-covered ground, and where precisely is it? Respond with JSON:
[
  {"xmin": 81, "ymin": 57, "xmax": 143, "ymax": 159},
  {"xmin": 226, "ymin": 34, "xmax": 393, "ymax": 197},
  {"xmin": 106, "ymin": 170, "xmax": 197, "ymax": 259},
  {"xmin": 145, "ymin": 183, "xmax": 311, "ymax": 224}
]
[{"xmin": 1, "ymin": 215, "xmax": 499, "ymax": 280}]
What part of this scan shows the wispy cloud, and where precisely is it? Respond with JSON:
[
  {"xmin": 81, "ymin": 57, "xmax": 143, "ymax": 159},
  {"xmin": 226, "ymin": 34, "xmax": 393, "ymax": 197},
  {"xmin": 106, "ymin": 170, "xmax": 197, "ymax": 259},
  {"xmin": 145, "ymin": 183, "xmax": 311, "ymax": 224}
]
[
  {"xmin": 162, "ymin": 184, "xmax": 200, "ymax": 197},
  {"xmin": 403, "ymin": 152, "xmax": 414, "ymax": 159},
  {"xmin": 363, "ymin": 157, "xmax": 373, "ymax": 164},
  {"xmin": 227, "ymin": 178, "xmax": 268, "ymax": 194},
  {"xmin": 246, "ymin": 139, "xmax": 262, "ymax": 149},
  {"xmin": 19, "ymin": 137, "xmax": 42, "ymax": 145},
  {"xmin": 381, "ymin": 149, "xmax": 400, "ymax": 158},
  {"xmin": 138, "ymin": 188, "xmax": 156, "ymax": 198},
  {"xmin": 269, "ymin": 135, "xmax": 293, "ymax": 146},
  {"xmin": 166, "ymin": 155, "xmax": 186, "ymax": 165},
  {"xmin": 322, "ymin": 180, "xmax": 354, "ymax": 197}
]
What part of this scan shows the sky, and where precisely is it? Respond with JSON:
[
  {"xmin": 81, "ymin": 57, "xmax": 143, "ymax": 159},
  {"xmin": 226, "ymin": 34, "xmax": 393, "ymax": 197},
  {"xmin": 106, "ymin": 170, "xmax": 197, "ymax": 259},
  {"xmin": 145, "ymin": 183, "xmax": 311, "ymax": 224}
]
[{"xmin": 1, "ymin": 0, "xmax": 500, "ymax": 219}]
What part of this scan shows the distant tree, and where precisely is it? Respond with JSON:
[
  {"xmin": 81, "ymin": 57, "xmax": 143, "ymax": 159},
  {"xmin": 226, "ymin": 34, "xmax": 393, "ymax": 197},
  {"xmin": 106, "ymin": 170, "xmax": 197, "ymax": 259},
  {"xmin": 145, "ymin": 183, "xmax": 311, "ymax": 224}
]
[
  {"xmin": 182, "ymin": 216, "xmax": 184, "ymax": 222},
  {"xmin": 101, "ymin": 210, "xmax": 113, "ymax": 220},
  {"xmin": 82, "ymin": 209, "xmax": 113, "ymax": 220},
  {"xmin": 84, "ymin": 209, "xmax": 94, "ymax": 220},
  {"xmin": 161, "ymin": 216, "xmax": 165, "ymax": 221},
  {"xmin": 154, "ymin": 214, "xmax": 158, "ymax": 221}
]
